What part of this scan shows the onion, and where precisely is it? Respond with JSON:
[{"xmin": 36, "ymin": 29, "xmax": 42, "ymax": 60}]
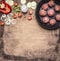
[
  {"xmin": 5, "ymin": 18, "xmax": 11, "ymax": 25},
  {"xmin": 6, "ymin": 0, "xmax": 14, "ymax": 6},
  {"xmin": 31, "ymin": 1, "xmax": 37, "ymax": 7},
  {"xmin": 21, "ymin": 0, "xmax": 26, "ymax": 4},
  {"xmin": 9, "ymin": 0, "xmax": 14, "ymax": 6},
  {"xmin": 27, "ymin": 2, "xmax": 32, "ymax": 8},
  {"xmin": 11, "ymin": 19, "xmax": 16, "ymax": 25},
  {"xmin": 21, "ymin": 5, "xmax": 28, "ymax": 13},
  {"xmin": 31, "ymin": 1, "xmax": 37, "ymax": 9}
]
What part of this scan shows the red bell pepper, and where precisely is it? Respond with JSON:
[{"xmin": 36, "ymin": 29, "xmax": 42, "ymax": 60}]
[{"xmin": 0, "ymin": 0, "xmax": 12, "ymax": 14}]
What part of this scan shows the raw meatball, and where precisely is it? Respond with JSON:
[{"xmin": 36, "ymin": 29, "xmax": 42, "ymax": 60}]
[
  {"xmin": 48, "ymin": 9, "xmax": 55, "ymax": 16},
  {"xmin": 49, "ymin": 19, "xmax": 56, "ymax": 25},
  {"xmin": 42, "ymin": 17, "xmax": 49, "ymax": 23},
  {"xmin": 42, "ymin": 4, "xmax": 48, "ymax": 10},
  {"xmin": 39, "ymin": 10, "xmax": 46, "ymax": 16},
  {"xmin": 55, "ymin": 5, "xmax": 60, "ymax": 11},
  {"xmin": 56, "ymin": 14, "xmax": 60, "ymax": 21},
  {"xmin": 48, "ymin": 1, "xmax": 55, "ymax": 7}
]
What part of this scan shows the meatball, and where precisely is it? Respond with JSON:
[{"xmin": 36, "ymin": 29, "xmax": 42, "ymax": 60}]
[
  {"xmin": 55, "ymin": 5, "xmax": 60, "ymax": 11},
  {"xmin": 49, "ymin": 19, "xmax": 56, "ymax": 25},
  {"xmin": 42, "ymin": 17, "xmax": 49, "ymax": 23},
  {"xmin": 39, "ymin": 10, "xmax": 46, "ymax": 16},
  {"xmin": 42, "ymin": 4, "xmax": 48, "ymax": 10},
  {"xmin": 48, "ymin": 9, "xmax": 55, "ymax": 16},
  {"xmin": 48, "ymin": 1, "xmax": 55, "ymax": 7},
  {"xmin": 56, "ymin": 14, "xmax": 60, "ymax": 21}
]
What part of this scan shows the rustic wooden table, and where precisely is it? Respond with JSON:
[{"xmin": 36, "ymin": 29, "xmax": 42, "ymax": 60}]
[{"xmin": 0, "ymin": 0, "xmax": 60, "ymax": 61}]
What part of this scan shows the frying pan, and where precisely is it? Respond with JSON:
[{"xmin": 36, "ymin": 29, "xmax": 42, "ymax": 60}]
[{"xmin": 36, "ymin": 0, "xmax": 60, "ymax": 30}]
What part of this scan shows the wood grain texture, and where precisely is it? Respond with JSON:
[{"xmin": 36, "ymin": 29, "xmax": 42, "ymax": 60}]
[
  {"xmin": 0, "ymin": 0, "xmax": 60, "ymax": 61},
  {"xmin": 3, "ymin": 10, "xmax": 59, "ymax": 59}
]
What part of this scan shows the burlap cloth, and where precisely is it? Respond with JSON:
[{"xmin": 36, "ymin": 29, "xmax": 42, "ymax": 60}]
[{"xmin": 3, "ymin": 11, "xmax": 58, "ymax": 59}]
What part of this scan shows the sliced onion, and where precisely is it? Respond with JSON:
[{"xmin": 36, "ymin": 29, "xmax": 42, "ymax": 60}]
[
  {"xmin": 5, "ymin": 18, "xmax": 11, "ymax": 25},
  {"xmin": 27, "ymin": 2, "xmax": 32, "ymax": 8},
  {"xmin": 21, "ymin": 5, "xmax": 28, "ymax": 13},
  {"xmin": 21, "ymin": 0, "xmax": 26, "ymax": 4},
  {"xmin": 11, "ymin": 19, "xmax": 16, "ymax": 25},
  {"xmin": 31, "ymin": 1, "xmax": 37, "ymax": 9},
  {"xmin": 31, "ymin": 1, "xmax": 37, "ymax": 7},
  {"xmin": 2, "ymin": 14, "xmax": 6, "ymax": 18},
  {"xmin": 31, "ymin": 6, "xmax": 36, "ymax": 9},
  {"xmin": 9, "ymin": 0, "xmax": 14, "ymax": 6}
]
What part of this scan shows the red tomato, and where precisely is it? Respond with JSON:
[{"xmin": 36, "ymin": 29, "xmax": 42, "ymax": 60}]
[
  {"xmin": 28, "ymin": 15, "xmax": 32, "ymax": 20},
  {"xmin": 18, "ymin": 12, "xmax": 22, "ymax": 18},
  {"xmin": 13, "ymin": 13, "xmax": 17, "ymax": 19}
]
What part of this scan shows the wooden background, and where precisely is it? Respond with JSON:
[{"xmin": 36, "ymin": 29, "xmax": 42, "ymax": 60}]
[{"xmin": 0, "ymin": 0, "xmax": 60, "ymax": 61}]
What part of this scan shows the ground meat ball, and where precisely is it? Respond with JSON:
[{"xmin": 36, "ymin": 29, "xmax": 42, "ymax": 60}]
[
  {"xmin": 48, "ymin": 9, "xmax": 55, "ymax": 16},
  {"xmin": 48, "ymin": 1, "xmax": 55, "ymax": 7},
  {"xmin": 42, "ymin": 4, "xmax": 48, "ymax": 10},
  {"xmin": 39, "ymin": 10, "xmax": 46, "ymax": 16},
  {"xmin": 55, "ymin": 5, "xmax": 60, "ymax": 11},
  {"xmin": 56, "ymin": 14, "xmax": 60, "ymax": 21},
  {"xmin": 42, "ymin": 17, "xmax": 49, "ymax": 23},
  {"xmin": 49, "ymin": 19, "xmax": 56, "ymax": 25}
]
